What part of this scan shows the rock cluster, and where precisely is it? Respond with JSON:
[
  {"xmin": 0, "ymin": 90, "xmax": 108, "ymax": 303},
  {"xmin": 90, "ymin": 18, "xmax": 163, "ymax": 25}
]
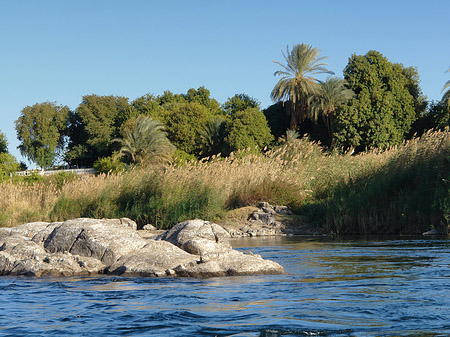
[{"xmin": 0, "ymin": 218, "xmax": 284, "ymax": 278}]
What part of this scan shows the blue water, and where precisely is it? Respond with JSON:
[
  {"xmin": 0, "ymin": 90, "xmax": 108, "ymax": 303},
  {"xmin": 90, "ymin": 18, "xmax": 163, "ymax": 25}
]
[{"xmin": 1, "ymin": 236, "xmax": 450, "ymax": 336}]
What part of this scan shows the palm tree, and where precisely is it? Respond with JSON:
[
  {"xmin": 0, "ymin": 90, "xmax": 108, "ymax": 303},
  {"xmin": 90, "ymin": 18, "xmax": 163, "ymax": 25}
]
[
  {"xmin": 271, "ymin": 43, "xmax": 334, "ymax": 129},
  {"xmin": 115, "ymin": 115, "xmax": 175, "ymax": 165},
  {"xmin": 199, "ymin": 116, "xmax": 226, "ymax": 157},
  {"xmin": 309, "ymin": 77, "xmax": 354, "ymax": 139},
  {"xmin": 441, "ymin": 67, "xmax": 450, "ymax": 109}
]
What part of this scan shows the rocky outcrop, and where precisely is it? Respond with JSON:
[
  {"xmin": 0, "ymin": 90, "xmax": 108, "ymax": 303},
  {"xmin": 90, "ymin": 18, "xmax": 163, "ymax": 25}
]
[
  {"xmin": 221, "ymin": 202, "xmax": 324, "ymax": 237},
  {"xmin": 0, "ymin": 218, "xmax": 284, "ymax": 277}
]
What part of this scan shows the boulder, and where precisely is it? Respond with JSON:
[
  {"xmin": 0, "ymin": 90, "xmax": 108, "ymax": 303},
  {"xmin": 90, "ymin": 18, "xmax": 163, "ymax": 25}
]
[
  {"xmin": 157, "ymin": 219, "xmax": 232, "ymax": 255},
  {"xmin": 0, "ymin": 218, "xmax": 284, "ymax": 278}
]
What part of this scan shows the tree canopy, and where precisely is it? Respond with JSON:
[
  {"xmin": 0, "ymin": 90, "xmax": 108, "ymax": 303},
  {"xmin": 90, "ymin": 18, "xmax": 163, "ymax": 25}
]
[
  {"xmin": 271, "ymin": 43, "xmax": 334, "ymax": 129},
  {"xmin": 15, "ymin": 102, "xmax": 69, "ymax": 169},
  {"xmin": 222, "ymin": 93, "xmax": 260, "ymax": 116},
  {"xmin": 334, "ymin": 50, "xmax": 425, "ymax": 151},
  {"xmin": 0, "ymin": 131, "xmax": 8, "ymax": 154},
  {"xmin": 115, "ymin": 115, "xmax": 175, "ymax": 165},
  {"xmin": 224, "ymin": 107, "xmax": 274, "ymax": 154},
  {"xmin": 66, "ymin": 95, "xmax": 133, "ymax": 167}
]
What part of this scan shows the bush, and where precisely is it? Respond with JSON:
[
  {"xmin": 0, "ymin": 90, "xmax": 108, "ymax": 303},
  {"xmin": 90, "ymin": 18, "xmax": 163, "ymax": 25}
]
[{"xmin": 93, "ymin": 155, "xmax": 124, "ymax": 174}]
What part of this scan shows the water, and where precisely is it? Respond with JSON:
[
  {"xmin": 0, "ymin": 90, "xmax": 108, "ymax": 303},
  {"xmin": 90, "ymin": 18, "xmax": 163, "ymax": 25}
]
[{"xmin": 1, "ymin": 236, "xmax": 450, "ymax": 336}]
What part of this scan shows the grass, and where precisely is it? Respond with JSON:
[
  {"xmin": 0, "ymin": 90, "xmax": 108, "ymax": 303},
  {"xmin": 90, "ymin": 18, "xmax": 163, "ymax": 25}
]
[{"xmin": 1, "ymin": 130, "xmax": 449, "ymax": 234}]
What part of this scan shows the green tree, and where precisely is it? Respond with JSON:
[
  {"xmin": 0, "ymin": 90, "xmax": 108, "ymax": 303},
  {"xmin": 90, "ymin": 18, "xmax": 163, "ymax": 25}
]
[
  {"xmin": 162, "ymin": 102, "xmax": 213, "ymax": 156},
  {"xmin": 222, "ymin": 93, "xmax": 260, "ymax": 116},
  {"xmin": 334, "ymin": 51, "xmax": 425, "ymax": 151},
  {"xmin": 271, "ymin": 43, "xmax": 334, "ymax": 129},
  {"xmin": 184, "ymin": 86, "xmax": 221, "ymax": 114},
  {"xmin": 441, "ymin": 67, "xmax": 450, "ymax": 109},
  {"xmin": 199, "ymin": 116, "xmax": 227, "ymax": 157},
  {"xmin": 66, "ymin": 95, "xmax": 134, "ymax": 166},
  {"xmin": 15, "ymin": 102, "xmax": 69, "ymax": 169},
  {"xmin": 0, "ymin": 153, "xmax": 20, "ymax": 181},
  {"xmin": 263, "ymin": 102, "xmax": 291, "ymax": 139},
  {"xmin": 0, "ymin": 131, "xmax": 8, "ymax": 154},
  {"xmin": 224, "ymin": 107, "xmax": 274, "ymax": 154},
  {"xmin": 308, "ymin": 77, "xmax": 354, "ymax": 140},
  {"xmin": 115, "ymin": 115, "xmax": 175, "ymax": 165},
  {"xmin": 132, "ymin": 93, "xmax": 162, "ymax": 119}
]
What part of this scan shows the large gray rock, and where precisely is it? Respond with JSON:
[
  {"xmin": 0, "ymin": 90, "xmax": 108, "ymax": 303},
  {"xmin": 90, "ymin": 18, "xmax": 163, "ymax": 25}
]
[
  {"xmin": 157, "ymin": 219, "xmax": 232, "ymax": 255},
  {"xmin": 0, "ymin": 218, "xmax": 284, "ymax": 277}
]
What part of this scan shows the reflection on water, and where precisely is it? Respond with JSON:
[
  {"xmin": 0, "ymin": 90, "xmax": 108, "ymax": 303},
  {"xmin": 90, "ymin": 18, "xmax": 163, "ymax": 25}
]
[{"xmin": 1, "ymin": 235, "xmax": 450, "ymax": 336}]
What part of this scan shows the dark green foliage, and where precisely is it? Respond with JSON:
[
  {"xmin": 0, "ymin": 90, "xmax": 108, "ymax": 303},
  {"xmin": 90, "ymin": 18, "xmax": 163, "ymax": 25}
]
[
  {"xmin": 0, "ymin": 131, "xmax": 7, "ymax": 154},
  {"xmin": 222, "ymin": 93, "xmax": 260, "ymax": 116},
  {"xmin": 15, "ymin": 102, "xmax": 70, "ymax": 169},
  {"xmin": 307, "ymin": 132, "xmax": 450, "ymax": 235},
  {"xmin": 115, "ymin": 115, "xmax": 175, "ymax": 165},
  {"xmin": 66, "ymin": 95, "xmax": 133, "ymax": 167},
  {"xmin": 199, "ymin": 116, "xmax": 227, "ymax": 157},
  {"xmin": 334, "ymin": 51, "xmax": 425, "ymax": 151},
  {"xmin": 224, "ymin": 107, "xmax": 274, "ymax": 154},
  {"xmin": 309, "ymin": 77, "xmax": 354, "ymax": 141},
  {"xmin": 263, "ymin": 102, "xmax": 291, "ymax": 139},
  {"xmin": 409, "ymin": 101, "xmax": 449, "ymax": 136}
]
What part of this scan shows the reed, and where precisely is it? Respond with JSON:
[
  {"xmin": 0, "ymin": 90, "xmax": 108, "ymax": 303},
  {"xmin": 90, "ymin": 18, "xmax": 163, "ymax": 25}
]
[{"xmin": 1, "ymin": 131, "xmax": 449, "ymax": 234}]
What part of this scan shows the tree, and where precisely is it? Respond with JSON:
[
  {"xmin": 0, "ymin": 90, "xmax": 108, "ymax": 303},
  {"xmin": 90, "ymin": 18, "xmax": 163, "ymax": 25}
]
[
  {"xmin": 66, "ymin": 95, "xmax": 134, "ymax": 167},
  {"xmin": 224, "ymin": 107, "xmax": 274, "ymax": 154},
  {"xmin": 184, "ymin": 86, "xmax": 221, "ymax": 114},
  {"xmin": 115, "ymin": 115, "xmax": 175, "ymax": 165},
  {"xmin": 199, "ymin": 116, "xmax": 227, "ymax": 157},
  {"xmin": 308, "ymin": 77, "xmax": 354, "ymax": 140},
  {"xmin": 15, "ymin": 102, "xmax": 69, "ymax": 169},
  {"xmin": 0, "ymin": 131, "xmax": 8, "ymax": 154},
  {"xmin": 271, "ymin": 43, "xmax": 334, "ymax": 129},
  {"xmin": 441, "ymin": 67, "xmax": 450, "ymax": 109},
  {"xmin": 162, "ymin": 102, "xmax": 213, "ymax": 156},
  {"xmin": 222, "ymin": 93, "xmax": 260, "ymax": 116},
  {"xmin": 334, "ymin": 51, "xmax": 425, "ymax": 151}
]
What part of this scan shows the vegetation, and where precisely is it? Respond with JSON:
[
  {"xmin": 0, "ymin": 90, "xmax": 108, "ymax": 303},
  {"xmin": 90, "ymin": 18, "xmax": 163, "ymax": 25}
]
[
  {"xmin": 308, "ymin": 77, "xmax": 354, "ymax": 142},
  {"xmin": 15, "ymin": 102, "xmax": 70, "ymax": 169},
  {"xmin": 442, "ymin": 67, "xmax": 450, "ymax": 109},
  {"xmin": 334, "ymin": 51, "xmax": 426, "ymax": 152},
  {"xmin": 271, "ymin": 43, "xmax": 334, "ymax": 129},
  {"xmin": 0, "ymin": 130, "xmax": 448, "ymax": 236},
  {"xmin": 115, "ymin": 115, "xmax": 175, "ymax": 165},
  {"xmin": 4, "ymin": 45, "xmax": 450, "ymax": 235}
]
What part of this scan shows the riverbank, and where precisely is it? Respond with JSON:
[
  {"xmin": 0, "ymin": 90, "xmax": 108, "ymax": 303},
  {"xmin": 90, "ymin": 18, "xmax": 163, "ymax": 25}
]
[{"xmin": 1, "ymin": 130, "xmax": 449, "ymax": 235}]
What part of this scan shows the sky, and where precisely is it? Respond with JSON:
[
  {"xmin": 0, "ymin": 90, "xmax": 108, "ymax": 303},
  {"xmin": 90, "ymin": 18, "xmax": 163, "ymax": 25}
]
[{"xmin": 1, "ymin": 0, "xmax": 449, "ymax": 167}]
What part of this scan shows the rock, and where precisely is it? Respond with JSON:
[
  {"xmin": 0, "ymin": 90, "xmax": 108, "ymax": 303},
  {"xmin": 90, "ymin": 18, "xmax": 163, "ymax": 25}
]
[
  {"xmin": 107, "ymin": 240, "xmax": 197, "ymax": 277},
  {"xmin": 143, "ymin": 224, "xmax": 157, "ymax": 231},
  {"xmin": 44, "ymin": 218, "xmax": 147, "ymax": 265},
  {"xmin": 174, "ymin": 249, "xmax": 284, "ymax": 277},
  {"xmin": 0, "ymin": 218, "xmax": 284, "ymax": 278},
  {"xmin": 157, "ymin": 219, "xmax": 232, "ymax": 255},
  {"xmin": 422, "ymin": 228, "xmax": 441, "ymax": 236}
]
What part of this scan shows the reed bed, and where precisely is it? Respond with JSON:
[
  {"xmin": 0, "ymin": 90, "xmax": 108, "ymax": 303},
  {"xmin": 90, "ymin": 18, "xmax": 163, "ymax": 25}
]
[{"xmin": 1, "ymin": 130, "xmax": 449, "ymax": 234}]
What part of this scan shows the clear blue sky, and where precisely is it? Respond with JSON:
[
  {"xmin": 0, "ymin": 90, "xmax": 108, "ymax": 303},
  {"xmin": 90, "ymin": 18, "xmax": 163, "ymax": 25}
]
[{"xmin": 1, "ymin": 0, "xmax": 449, "ymax": 166}]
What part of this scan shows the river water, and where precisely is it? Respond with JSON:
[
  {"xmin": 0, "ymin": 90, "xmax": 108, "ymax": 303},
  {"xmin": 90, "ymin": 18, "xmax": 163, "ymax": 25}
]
[{"xmin": 1, "ymin": 236, "xmax": 450, "ymax": 336}]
